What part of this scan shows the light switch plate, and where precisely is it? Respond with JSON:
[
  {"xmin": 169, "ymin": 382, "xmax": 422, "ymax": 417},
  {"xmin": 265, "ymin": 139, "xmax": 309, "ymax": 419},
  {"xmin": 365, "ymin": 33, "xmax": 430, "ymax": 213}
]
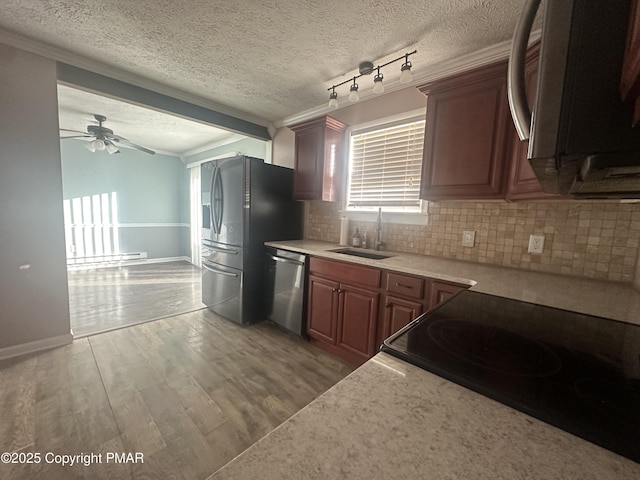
[
  {"xmin": 462, "ymin": 230, "xmax": 475, "ymax": 248},
  {"xmin": 528, "ymin": 234, "xmax": 545, "ymax": 254}
]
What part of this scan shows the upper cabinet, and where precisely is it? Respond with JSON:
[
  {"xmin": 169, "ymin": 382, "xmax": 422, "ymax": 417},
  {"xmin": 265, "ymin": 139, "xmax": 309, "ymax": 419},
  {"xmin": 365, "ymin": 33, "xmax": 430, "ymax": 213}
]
[
  {"xmin": 418, "ymin": 62, "xmax": 511, "ymax": 201},
  {"xmin": 621, "ymin": 0, "xmax": 640, "ymax": 125},
  {"xmin": 289, "ymin": 116, "xmax": 347, "ymax": 202},
  {"xmin": 418, "ymin": 53, "xmax": 552, "ymax": 202}
]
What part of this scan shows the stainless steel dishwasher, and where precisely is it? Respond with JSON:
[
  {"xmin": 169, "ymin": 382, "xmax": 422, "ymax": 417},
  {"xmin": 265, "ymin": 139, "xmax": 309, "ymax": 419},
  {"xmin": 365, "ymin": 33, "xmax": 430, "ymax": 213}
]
[{"xmin": 263, "ymin": 247, "xmax": 306, "ymax": 336}]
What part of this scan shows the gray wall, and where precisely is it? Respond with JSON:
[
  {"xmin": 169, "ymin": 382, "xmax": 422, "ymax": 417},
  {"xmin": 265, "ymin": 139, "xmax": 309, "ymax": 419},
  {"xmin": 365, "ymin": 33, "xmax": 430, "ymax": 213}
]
[
  {"xmin": 60, "ymin": 140, "xmax": 190, "ymax": 260},
  {"xmin": 0, "ymin": 43, "xmax": 71, "ymax": 349}
]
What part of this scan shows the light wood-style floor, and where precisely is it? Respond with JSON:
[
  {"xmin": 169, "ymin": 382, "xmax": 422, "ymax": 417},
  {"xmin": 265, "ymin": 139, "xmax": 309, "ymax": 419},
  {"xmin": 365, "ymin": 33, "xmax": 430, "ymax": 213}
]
[
  {"xmin": 68, "ymin": 261, "xmax": 205, "ymax": 337},
  {"xmin": 0, "ymin": 309, "xmax": 353, "ymax": 480}
]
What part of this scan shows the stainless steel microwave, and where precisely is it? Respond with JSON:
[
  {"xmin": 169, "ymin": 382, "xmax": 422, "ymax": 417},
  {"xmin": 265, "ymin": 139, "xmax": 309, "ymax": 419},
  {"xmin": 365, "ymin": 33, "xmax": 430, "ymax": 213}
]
[{"xmin": 508, "ymin": 0, "xmax": 640, "ymax": 198}]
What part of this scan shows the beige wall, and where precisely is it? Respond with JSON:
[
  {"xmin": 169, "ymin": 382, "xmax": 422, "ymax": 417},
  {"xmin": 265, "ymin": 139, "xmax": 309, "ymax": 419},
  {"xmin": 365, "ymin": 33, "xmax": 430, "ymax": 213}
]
[
  {"xmin": 272, "ymin": 86, "xmax": 427, "ymax": 168},
  {"xmin": 288, "ymin": 84, "xmax": 640, "ymax": 284},
  {"xmin": 307, "ymin": 200, "xmax": 640, "ymax": 283},
  {"xmin": 0, "ymin": 43, "xmax": 71, "ymax": 349}
]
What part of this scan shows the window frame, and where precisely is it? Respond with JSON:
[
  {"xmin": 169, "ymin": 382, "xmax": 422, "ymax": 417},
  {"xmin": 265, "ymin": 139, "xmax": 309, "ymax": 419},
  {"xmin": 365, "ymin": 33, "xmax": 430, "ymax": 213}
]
[{"xmin": 341, "ymin": 108, "xmax": 428, "ymax": 225}]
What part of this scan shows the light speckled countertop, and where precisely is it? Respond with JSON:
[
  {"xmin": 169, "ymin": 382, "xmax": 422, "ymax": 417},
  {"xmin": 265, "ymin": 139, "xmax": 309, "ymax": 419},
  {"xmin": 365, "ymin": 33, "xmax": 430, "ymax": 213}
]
[
  {"xmin": 209, "ymin": 353, "xmax": 640, "ymax": 480},
  {"xmin": 210, "ymin": 240, "xmax": 640, "ymax": 479},
  {"xmin": 266, "ymin": 239, "xmax": 640, "ymax": 325}
]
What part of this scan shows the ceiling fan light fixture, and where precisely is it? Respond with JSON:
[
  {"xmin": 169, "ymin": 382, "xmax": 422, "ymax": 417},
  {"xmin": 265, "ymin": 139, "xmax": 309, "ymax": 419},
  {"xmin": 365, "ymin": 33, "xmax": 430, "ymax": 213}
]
[
  {"xmin": 93, "ymin": 139, "xmax": 106, "ymax": 151},
  {"xmin": 84, "ymin": 141, "xmax": 96, "ymax": 152},
  {"xmin": 105, "ymin": 142, "xmax": 120, "ymax": 154}
]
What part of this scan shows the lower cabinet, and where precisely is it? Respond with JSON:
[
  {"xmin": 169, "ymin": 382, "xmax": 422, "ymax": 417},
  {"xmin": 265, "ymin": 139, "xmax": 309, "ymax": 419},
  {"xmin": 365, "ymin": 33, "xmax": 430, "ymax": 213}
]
[
  {"xmin": 430, "ymin": 281, "xmax": 466, "ymax": 307},
  {"xmin": 306, "ymin": 256, "xmax": 467, "ymax": 366},
  {"xmin": 382, "ymin": 295, "xmax": 423, "ymax": 341},
  {"xmin": 307, "ymin": 275, "xmax": 339, "ymax": 344},
  {"xmin": 337, "ymin": 284, "xmax": 379, "ymax": 362}
]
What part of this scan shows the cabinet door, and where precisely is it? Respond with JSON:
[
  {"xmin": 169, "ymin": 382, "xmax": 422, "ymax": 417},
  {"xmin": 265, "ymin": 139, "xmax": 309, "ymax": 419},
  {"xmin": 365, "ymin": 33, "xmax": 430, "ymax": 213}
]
[
  {"xmin": 382, "ymin": 295, "xmax": 423, "ymax": 340},
  {"xmin": 506, "ymin": 44, "xmax": 558, "ymax": 201},
  {"xmin": 419, "ymin": 62, "xmax": 511, "ymax": 200},
  {"xmin": 307, "ymin": 275, "xmax": 339, "ymax": 344},
  {"xmin": 292, "ymin": 125, "xmax": 324, "ymax": 200},
  {"xmin": 291, "ymin": 116, "xmax": 347, "ymax": 201},
  {"xmin": 337, "ymin": 284, "xmax": 379, "ymax": 362},
  {"xmin": 429, "ymin": 281, "xmax": 466, "ymax": 309}
]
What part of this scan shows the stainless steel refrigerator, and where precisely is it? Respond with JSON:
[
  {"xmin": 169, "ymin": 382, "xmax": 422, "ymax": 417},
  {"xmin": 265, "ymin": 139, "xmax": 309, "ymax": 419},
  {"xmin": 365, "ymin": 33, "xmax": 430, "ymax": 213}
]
[{"xmin": 201, "ymin": 155, "xmax": 302, "ymax": 324}]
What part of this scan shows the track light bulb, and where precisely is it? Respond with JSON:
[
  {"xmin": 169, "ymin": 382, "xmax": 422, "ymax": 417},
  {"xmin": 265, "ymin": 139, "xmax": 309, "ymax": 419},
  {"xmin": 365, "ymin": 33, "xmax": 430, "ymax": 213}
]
[
  {"xmin": 328, "ymin": 90, "xmax": 338, "ymax": 109},
  {"xmin": 349, "ymin": 80, "xmax": 359, "ymax": 103},
  {"xmin": 373, "ymin": 70, "xmax": 384, "ymax": 94},
  {"xmin": 400, "ymin": 61, "xmax": 413, "ymax": 84}
]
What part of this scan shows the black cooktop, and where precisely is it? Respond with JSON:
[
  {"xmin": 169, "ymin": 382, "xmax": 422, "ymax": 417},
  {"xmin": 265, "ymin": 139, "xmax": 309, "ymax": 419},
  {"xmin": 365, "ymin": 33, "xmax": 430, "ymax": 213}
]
[{"xmin": 380, "ymin": 290, "xmax": 640, "ymax": 463}]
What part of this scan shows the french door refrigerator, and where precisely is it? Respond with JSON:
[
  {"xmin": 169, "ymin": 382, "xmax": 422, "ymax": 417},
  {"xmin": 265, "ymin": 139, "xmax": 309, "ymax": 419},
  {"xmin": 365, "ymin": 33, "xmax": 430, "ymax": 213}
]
[{"xmin": 201, "ymin": 155, "xmax": 302, "ymax": 324}]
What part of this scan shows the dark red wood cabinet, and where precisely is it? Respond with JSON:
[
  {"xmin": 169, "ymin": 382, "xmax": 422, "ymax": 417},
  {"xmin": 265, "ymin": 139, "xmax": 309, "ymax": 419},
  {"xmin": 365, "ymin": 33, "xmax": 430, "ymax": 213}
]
[
  {"xmin": 289, "ymin": 116, "xmax": 347, "ymax": 202},
  {"xmin": 621, "ymin": 0, "xmax": 640, "ymax": 125},
  {"xmin": 419, "ymin": 62, "xmax": 512, "ymax": 201},
  {"xmin": 307, "ymin": 257, "xmax": 468, "ymax": 366},
  {"xmin": 418, "ymin": 53, "xmax": 553, "ymax": 202}
]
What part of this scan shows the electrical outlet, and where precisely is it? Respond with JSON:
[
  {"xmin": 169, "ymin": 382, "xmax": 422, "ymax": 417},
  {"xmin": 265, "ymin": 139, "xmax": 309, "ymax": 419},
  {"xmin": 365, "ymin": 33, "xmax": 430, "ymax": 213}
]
[
  {"xmin": 528, "ymin": 234, "xmax": 545, "ymax": 254},
  {"xmin": 462, "ymin": 230, "xmax": 475, "ymax": 248}
]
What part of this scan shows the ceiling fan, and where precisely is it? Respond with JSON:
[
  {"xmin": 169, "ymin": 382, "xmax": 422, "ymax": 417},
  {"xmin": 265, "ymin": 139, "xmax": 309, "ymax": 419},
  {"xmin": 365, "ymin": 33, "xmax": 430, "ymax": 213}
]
[{"xmin": 60, "ymin": 114, "xmax": 155, "ymax": 155}]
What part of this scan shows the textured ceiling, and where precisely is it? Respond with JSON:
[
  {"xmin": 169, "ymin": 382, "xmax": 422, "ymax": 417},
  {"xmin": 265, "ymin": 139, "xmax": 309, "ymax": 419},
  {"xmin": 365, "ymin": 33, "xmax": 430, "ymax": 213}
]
[
  {"xmin": 0, "ymin": 0, "xmax": 526, "ymax": 125},
  {"xmin": 57, "ymin": 85, "xmax": 239, "ymax": 156}
]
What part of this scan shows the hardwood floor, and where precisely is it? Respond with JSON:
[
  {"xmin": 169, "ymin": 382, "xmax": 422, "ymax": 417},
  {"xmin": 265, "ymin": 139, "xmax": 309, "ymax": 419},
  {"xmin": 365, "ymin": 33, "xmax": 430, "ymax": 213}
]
[
  {"xmin": 0, "ymin": 309, "xmax": 353, "ymax": 480},
  {"xmin": 68, "ymin": 261, "xmax": 205, "ymax": 337}
]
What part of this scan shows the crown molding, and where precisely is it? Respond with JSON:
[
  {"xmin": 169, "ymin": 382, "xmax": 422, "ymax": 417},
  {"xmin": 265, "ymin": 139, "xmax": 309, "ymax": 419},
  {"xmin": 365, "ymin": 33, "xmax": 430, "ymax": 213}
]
[
  {"xmin": 181, "ymin": 133, "xmax": 245, "ymax": 162},
  {"xmin": 276, "ymin": 32, "xmax": 541, "ymax": 128},
  {"xmin": 0, "ymin": 28, "xmax": 269, "ymax": 128}
]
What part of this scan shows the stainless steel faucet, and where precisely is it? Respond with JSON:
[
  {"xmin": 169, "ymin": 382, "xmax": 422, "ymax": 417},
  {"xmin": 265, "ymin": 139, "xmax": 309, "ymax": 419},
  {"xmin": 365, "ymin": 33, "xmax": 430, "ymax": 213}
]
[{"xmin": 375, "ymin": 207, "xmax": 385, "ymax": 251}]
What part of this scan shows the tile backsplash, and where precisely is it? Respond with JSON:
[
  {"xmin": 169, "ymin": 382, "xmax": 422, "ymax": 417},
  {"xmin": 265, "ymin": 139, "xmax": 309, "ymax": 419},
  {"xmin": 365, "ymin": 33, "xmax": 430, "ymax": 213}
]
[{"xmin": 305, "ymin": 200, "xmax": 640, "ymax": 283}]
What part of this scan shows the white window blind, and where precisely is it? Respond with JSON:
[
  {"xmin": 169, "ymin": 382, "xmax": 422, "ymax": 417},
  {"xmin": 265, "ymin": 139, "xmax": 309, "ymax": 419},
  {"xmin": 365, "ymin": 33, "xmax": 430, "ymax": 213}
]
[{"xmin": 347, "ymin": 119, "xmax": 425, "ymax": 209}]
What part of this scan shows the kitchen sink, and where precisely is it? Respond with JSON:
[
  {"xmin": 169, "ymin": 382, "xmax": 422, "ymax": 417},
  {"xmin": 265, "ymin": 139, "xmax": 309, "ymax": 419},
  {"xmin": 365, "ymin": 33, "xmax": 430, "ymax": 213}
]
[{"xmin": 329, "ymin": 248, "xmax": 395, "ymax": 260}]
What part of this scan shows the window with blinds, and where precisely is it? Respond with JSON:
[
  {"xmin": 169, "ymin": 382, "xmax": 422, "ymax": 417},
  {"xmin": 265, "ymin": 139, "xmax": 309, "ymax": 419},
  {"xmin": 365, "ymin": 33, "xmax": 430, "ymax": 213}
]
[{"xmin": 347, "ymin": 118, "xmax": 425, "ymax": 211}]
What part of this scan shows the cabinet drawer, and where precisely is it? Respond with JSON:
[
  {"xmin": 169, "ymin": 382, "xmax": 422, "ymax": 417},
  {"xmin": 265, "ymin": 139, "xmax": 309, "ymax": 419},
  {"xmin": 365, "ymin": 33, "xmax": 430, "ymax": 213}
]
[
  {"xmin": 309, "ymin": 257, "xmax": 380, "ymax": 288},
  {"xmin": 385, "ymin": 272, "xmax": 424, "ymax": 300}
]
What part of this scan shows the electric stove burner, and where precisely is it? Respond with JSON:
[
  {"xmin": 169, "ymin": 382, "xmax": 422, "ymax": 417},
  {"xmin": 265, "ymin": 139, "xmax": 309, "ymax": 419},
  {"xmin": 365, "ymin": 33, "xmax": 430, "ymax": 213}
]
[
  {"xmin": 574, "ymin": 378, "xmax": 640, "ymax": 427},
  {"xmin": 427, "ymin": 319, "xmax": 562, "ymax": 377}
]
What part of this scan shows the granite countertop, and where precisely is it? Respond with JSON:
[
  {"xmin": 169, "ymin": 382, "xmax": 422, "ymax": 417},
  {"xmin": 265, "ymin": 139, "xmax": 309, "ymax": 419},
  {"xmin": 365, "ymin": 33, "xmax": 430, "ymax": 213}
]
[
  {"xmin": 266, "ymin": 239, "xmax": 640, "ymax": 325},
  {"xmin": 209, "ymin": 352, "xmax": 640, "ymax": 480}
]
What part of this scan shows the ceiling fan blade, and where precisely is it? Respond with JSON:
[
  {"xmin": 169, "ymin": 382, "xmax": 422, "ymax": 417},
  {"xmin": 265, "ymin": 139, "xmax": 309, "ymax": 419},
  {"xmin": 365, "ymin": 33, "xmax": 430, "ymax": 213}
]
[
  {"xmin": 109, "ymin": 134, "xmax": 155, "ymax": 155},
  {"xmin": 60, "ymin": 128, "xmax": 88, "ymax": 135},
  {"xmin": 61, "ymin": 135, "xmax": 92, "ymax": 139}
]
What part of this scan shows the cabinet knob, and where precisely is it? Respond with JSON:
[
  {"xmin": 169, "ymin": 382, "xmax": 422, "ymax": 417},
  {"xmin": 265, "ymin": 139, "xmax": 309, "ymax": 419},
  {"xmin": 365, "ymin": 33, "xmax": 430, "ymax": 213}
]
[{"xmin": 385, "ymin": 303, "xmax": 391, "ymax": 308}]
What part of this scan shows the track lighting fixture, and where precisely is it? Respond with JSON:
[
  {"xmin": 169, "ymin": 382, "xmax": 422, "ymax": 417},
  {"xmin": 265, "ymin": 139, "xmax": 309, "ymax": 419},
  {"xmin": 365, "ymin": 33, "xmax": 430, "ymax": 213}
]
[
  {"xmin": 349, "ymin": 78, "xmax": 359, "ymax": 103},
  {"xmin": 373, "ymin": 67, "xmax": 384, "ymax": 94},
  {"xmin": 400, "ymin": 53, "xmax": 413, "ymax": 84},
  {"xmin": 328, "ymin": 87, "xmax": 338, "ymax": 109},
  {"xmin": 327, "ymin": 50, "xmax": 416, "ymax": 108}
]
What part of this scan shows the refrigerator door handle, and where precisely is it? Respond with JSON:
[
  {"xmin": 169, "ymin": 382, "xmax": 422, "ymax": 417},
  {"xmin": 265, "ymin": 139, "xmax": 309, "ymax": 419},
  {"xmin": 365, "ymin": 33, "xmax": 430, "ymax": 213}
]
[
  {"xmin": 210, "ymin": 164, "xmax": 217, "ymax": 234},
  {"xmin": 212, "ymin": 166, "xmax": 224, "ymax": 235},
  {"xmin": 208, "ymin": 244, "xmax": 239, "ymax": 255},
  {"xmin": 202, "ymin": 262, "xmax": 239, "ymax": 277},
  {"xmin": 266, "ymin": 253, "xmax": 304, "ymax": 266}
]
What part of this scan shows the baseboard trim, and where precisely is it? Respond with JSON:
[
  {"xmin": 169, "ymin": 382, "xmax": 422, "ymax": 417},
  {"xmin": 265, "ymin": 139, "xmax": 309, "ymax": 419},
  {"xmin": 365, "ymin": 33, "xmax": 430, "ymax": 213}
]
[
  {"xmin": 68, "ymin": 256, "xmax": 193, "ymax": 271},
  {"xmin": 0, "ymin": 333, "xmax": 74, "ymax": 361}
]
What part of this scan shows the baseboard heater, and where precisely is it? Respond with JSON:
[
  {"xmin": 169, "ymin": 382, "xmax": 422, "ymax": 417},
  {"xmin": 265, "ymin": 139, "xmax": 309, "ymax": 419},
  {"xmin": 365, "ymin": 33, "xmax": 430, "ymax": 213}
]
[{"xmin": 67, "ymin": 251, "xmax": 148, "ymax": 267}]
